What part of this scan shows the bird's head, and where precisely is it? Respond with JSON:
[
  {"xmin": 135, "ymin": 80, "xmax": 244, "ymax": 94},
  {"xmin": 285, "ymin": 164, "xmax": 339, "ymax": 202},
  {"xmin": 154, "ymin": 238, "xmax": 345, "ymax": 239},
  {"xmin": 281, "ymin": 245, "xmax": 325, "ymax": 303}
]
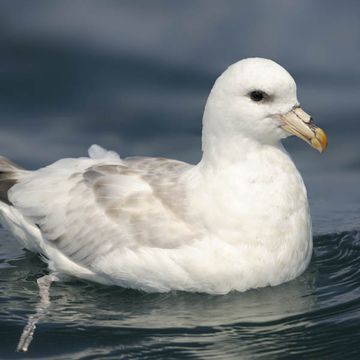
[{"xmin": 203, "ymin": 58, "xmax": 327, "ymax": 152}]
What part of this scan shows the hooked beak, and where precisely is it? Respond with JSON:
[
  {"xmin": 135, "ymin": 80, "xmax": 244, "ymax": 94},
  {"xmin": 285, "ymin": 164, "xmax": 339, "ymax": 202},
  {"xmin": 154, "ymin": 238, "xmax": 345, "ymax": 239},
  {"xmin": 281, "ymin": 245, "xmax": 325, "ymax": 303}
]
[{"xmin": 280, "ymin": 106, "xmax": 328, "ymax": 152}]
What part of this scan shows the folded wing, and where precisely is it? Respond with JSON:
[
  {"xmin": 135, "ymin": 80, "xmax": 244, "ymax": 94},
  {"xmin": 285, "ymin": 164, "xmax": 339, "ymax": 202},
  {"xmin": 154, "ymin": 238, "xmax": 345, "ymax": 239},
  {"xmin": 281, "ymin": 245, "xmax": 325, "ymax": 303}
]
[{"xmin": 8, "ymin": 147, "xmax": 196, "ymax": 269}]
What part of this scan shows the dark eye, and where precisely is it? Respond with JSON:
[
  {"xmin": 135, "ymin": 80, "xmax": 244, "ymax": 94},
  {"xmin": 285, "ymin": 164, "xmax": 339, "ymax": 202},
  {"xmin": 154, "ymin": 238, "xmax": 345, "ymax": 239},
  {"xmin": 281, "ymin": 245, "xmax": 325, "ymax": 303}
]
[{"xmin": 250, "ymin": 90, "xmax": 266, "ymax": 102}]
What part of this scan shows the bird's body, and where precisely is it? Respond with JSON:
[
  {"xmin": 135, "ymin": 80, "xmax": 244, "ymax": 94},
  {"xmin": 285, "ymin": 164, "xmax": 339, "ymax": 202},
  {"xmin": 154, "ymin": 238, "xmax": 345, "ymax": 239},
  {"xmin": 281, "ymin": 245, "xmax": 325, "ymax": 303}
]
[{"xmin": 0, "ymin": 58, "xmax": 326, "ymax": 294}]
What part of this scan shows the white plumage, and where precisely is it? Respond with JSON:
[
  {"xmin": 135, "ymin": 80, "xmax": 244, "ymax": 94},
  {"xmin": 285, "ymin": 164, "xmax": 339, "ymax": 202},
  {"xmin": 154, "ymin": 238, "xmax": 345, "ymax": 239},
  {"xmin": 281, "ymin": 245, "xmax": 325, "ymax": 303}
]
[{"xmin": 0, "ymin": 58, "xmax": 327, "ymax": 294}]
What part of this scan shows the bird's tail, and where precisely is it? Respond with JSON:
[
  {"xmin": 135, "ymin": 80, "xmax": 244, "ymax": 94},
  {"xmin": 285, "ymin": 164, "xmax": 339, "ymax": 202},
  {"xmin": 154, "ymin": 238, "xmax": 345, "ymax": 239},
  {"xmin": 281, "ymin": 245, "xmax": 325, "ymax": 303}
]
[
  {"xmin": 0, "ymin": 156, "xmax": 25, "ymax": 205},
  {"xmin": 0, "ymin": 157, "xmax": 42, "ymax": 253}
]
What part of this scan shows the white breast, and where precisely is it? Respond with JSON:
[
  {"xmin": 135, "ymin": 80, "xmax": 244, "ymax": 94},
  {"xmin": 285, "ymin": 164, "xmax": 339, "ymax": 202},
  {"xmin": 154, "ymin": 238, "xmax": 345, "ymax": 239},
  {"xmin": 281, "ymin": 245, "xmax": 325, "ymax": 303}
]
[{"xmin": 181, "ymin": 144, "xmax": 313, "ymax": 290}]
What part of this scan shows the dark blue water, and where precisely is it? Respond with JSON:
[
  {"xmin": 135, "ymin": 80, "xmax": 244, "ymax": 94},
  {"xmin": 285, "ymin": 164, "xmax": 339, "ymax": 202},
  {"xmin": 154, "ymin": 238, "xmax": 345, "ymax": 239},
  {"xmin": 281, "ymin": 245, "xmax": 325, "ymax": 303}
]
[
  {"xmin": 0, "ymin": 1, "xmax": 360, "ymax": 358},
  {"xmin": 1, "ymin": 231, "xmax": 360, "ymax": 358}
]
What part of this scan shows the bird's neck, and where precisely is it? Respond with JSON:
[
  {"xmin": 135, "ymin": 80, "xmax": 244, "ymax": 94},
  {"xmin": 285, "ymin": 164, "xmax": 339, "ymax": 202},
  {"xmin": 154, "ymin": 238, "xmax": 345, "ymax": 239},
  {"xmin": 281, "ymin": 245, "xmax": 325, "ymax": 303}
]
[{"xmin": 199, "ymin": 122, "xmax": 286, "ymax": 173}]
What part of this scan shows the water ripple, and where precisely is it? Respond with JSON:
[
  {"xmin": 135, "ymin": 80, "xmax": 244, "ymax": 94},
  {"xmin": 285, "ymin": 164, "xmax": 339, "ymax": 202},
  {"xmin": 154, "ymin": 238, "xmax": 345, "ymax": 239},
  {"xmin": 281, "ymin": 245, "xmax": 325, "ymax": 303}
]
[{"xmin": 1, "ymin": 230, "xmax": 360, "ymax": 358}]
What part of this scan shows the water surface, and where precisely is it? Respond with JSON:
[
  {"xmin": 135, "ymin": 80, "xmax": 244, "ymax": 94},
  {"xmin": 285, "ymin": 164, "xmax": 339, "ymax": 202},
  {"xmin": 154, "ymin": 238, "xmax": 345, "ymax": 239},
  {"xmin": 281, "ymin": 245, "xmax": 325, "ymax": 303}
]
[{"xmin": 1, "ymin": 230, "xmax": 360, "ymax": 358}]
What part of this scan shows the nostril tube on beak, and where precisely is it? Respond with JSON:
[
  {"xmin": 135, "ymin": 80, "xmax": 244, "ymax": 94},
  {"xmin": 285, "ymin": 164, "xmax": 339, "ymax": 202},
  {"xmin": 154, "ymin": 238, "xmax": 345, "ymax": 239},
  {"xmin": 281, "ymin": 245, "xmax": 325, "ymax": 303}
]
[{"xmin": 308, "ymin": 117, "xmax": 317, "ymax": 130}]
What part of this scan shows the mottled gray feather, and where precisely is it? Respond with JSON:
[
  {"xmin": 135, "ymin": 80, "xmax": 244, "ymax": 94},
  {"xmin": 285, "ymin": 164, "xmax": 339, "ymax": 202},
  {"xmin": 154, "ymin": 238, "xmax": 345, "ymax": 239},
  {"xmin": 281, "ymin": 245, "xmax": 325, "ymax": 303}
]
[{"xmin": 39, "ymin": 157, "xmax": 198, "ymax": 268}]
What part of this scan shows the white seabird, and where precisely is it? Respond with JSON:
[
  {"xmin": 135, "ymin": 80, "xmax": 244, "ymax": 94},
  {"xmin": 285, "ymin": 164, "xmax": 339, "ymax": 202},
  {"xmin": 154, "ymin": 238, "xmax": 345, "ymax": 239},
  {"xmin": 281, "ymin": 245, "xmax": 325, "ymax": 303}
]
[{"xmin": 0, "ymin": 58, "xmax": 327, "ymax": 295}]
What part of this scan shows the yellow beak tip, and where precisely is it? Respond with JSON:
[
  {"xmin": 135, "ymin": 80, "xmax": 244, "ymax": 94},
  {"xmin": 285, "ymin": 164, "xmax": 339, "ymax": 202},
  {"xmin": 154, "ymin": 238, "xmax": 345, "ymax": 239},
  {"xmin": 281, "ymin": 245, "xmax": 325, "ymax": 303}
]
[{"xmin": 314, "ymin": 128, "xmax": 328, "ymax": 152}]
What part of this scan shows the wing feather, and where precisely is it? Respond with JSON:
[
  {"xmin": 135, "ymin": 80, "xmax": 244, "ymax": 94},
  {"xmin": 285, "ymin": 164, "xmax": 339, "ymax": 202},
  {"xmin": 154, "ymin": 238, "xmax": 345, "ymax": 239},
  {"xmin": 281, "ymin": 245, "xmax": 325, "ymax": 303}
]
[{"xmin": 8, "ymin": 150, "xmax": 197, "ymax": 269}]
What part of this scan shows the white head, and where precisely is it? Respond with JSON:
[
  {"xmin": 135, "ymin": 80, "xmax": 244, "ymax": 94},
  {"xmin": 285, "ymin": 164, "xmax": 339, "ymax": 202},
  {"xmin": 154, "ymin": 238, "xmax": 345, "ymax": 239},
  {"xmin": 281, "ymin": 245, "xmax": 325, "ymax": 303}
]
[{"xmin": 201, "ymin": 58, "xmax": 327, "ymax": 160}]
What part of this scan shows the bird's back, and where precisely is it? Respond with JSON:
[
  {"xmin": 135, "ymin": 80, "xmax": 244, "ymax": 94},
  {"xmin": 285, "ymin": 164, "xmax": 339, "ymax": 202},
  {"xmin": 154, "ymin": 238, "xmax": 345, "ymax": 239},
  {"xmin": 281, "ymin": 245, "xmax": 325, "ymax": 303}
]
[{"xmin": 0, "ymin": 147, "xmax": 201, "ymax": 279}]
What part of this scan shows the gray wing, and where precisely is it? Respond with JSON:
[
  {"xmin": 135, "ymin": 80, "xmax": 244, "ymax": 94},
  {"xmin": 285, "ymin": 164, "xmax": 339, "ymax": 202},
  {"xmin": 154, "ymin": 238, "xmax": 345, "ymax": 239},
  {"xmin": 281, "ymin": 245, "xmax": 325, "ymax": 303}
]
[{"xmin": 9, "ymin": 156, "xmax": 197, "ymax": 268}]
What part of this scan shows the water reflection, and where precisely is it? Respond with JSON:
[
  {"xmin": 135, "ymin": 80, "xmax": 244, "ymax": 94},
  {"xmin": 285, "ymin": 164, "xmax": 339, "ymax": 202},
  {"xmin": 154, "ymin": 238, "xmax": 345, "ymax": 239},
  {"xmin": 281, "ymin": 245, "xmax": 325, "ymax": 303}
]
[
  {"xmin": 1, "ymin": 230, "xmax": 318, "ymax": 328},
  {"xmin": 2, "ymin": 230, "xmax": 360, "ymax": 358}
]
